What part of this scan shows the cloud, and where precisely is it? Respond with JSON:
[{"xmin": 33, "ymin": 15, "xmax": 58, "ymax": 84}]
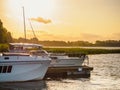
[{"xmin": 31, "ymin": 17, "xmax": 51, "ymax": 24}]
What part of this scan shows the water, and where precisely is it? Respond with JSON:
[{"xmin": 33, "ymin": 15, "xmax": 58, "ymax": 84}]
[
  {"xmin": 45, "ymin": 46, "xmax": 120, "ymax": 49},
  {"xmin": 0, "ymin": 54, "xmax": 120, "ymax": 90}
]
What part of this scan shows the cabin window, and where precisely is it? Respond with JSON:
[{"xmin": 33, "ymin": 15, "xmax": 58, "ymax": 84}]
[
  {"xmin": 50, "ymin": 57, "xmax": 58, "ymax": 59},
  {"xmin": 0, "ymin": 66, "xmax": 12, "ymax": 73},
  {"xmin": 3, "ymin": 66, "xmax": 7, "ymax": 73},
  {"xmin": 0, "ymin": 66, "xmax": 2, "ymax": 73},
  {"xmin": 4, "ymin": 57, "xmax": 9, "ymax": 59},
  {"xmin": 7, "ymin": 66, "xmax": 12, "ymax": 73}
]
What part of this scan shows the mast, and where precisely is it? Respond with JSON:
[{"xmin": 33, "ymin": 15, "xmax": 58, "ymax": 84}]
[
  {"xmin": 22, "ymin": 7, "xmax": 26, "ymax": 41},
  {"xmin": 28, "ymin": 19, "xmax": 37, "ymax": 39}
]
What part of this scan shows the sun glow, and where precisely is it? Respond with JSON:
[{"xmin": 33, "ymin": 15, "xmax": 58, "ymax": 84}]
[
  {"xmin": 8, "ymin": 0, "xmax": 56, "ymax": 18},
  {"xmin": 6, "ymin": 0, "xmax": 56, "ymax": 39},
  {"xmin": 1, "ymin": 0, "xmax": 119, "ymax": 41}
]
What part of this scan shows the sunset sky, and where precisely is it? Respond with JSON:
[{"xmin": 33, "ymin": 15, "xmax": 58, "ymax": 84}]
[{"xmin": 0, "ymin": 0, "xmax": 120, "ymax": 42}]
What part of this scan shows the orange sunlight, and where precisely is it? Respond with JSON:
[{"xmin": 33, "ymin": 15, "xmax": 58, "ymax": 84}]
[
  {"xmin": 8, "ymin": 0, "xmax": 56, "ymax": 18},
  {"xmin": 5, "ymin": 0, "xmax": 56, "ymax": 39},
  {"xmin": 0, "ymin": 0, "xmax": 120, "ymax": 42}
]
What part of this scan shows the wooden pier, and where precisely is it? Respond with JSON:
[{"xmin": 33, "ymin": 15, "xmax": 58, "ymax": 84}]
[{"xmin": 44, "ymin": 66, "xmax": 93, "ymax": 79}]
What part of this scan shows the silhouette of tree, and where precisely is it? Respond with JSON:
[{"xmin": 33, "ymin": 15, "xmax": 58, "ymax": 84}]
[{"xmin": 0, "ymin": 19, "xmax": 13, "ymax": 43}]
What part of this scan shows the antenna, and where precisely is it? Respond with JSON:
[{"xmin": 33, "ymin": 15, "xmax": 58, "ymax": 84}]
[{"xmin": 22, "ymin": 7, "xmax": 26, "ymax": 41}]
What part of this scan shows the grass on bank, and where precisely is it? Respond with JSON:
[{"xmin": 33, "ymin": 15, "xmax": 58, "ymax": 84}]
[
  {"xmin": 0, "ymin": 44, "xmax": 120, "ymax": 54},
  {"xmin": 44, "ymin": 47, "xmax": 120, "ymax": 54}
]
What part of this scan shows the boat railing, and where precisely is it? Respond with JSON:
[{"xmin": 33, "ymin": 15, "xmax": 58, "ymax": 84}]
[{"xmin": 2, "ymin": 53, "xmax": 30, "ymax": 56}]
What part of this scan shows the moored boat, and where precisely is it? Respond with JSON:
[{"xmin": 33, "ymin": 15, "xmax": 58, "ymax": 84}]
[
  {"xmin": 0, "ymin": 43, "xmax": 51, "ymax": 82},
  {"xmin": 49, "ymin": 53, "xmax": 88, "ymax": 67}
]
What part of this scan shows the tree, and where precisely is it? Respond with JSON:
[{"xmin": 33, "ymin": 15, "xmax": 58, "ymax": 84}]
[{"xmin": 0, "ymin": 19, "xmax": 13, "ymax": 43}]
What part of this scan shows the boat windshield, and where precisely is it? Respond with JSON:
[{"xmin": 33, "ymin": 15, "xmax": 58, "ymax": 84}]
[{"xmin": 29, "ymin": 50, "xmax": 48, "ymax": 56}]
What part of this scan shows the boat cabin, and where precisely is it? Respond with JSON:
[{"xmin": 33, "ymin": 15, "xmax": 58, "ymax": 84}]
[{"xmin": 9, "ymin": 43, "xmax": 42, "ymax": 53}]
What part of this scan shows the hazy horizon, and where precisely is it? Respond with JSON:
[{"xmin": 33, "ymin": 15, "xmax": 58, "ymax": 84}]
[{"xmin": 0, "ymin": 0, "xmax": 120, "ymax": 42}]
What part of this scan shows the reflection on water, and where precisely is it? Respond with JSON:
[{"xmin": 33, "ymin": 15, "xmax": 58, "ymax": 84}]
[
  {"xmin": 89, "ymin": 54, "xmax": 120, "ymax": 90},
  {"xmin": 0, "ymin": 80, "xmax": 47, "ymax": 90},
  {"xmin": 0, "ymin": 54, "xmax": 120, "ymax": 90}
]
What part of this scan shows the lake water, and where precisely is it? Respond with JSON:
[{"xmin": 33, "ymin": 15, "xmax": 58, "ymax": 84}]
[
  {"xmin": 0, "ymin": 54, "xmax": 120, "ymax": 90},
  {"xmin": 45, "ymin": 46, "xmax": 120, "ymax": 49}
]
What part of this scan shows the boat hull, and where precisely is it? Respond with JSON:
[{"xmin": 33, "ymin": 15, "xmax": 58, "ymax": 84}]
[
  {"xmin": 50, "ymin": 58, "xmax": 84, "ymax": 67},
  {"xmin": 0, "ymin": 60, "xmax": 50, "ymax": 82}
]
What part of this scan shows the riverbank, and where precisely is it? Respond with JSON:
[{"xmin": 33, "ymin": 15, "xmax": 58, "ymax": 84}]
[
  {"xmin": 44, "ymin": 47, "xmax": 120, "ymax": 54},
  {"xmin": 0, "ymin": 44, "xmax": 120, "ymax": 54}
]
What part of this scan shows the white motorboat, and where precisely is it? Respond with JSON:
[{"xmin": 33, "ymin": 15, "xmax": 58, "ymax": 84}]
[
  {"xmin": 0, "ymin": 43, "xmax": 51, "ymax": 82},
  {"xmin": 49, "ymin": 53, "xmax": 88, "ymax": 67},
  {"xmin": 0, "ymin": 7, "xmax": 52, "ymax": 82}
]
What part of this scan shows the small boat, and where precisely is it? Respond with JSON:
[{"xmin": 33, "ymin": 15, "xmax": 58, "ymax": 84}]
[
  {"xmin": 0, "ymin": 43, "xmax": 51, "ymax": 82},
  {"xmin": 49, "ymin": 53, "xmax": 88, "ymax": 67}
]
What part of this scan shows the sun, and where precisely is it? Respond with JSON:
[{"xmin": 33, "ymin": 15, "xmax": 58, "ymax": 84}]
[{"xmin": 8, "ymin": 0, "xmax": 56, "ymax": 18}]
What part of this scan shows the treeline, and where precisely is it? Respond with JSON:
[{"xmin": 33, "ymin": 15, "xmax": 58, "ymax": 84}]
[
  {"xmin": 95, "ymin": 40, "xmax": 120, "ymax": 47},
  {"xmin": 13, "ymin": 38, "xmax": 120, "ymax": 47}
]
